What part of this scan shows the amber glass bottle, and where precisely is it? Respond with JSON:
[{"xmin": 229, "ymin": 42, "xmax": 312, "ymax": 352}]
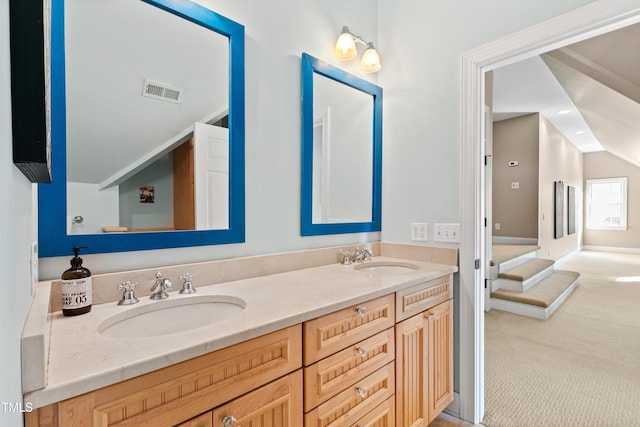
[{"xmin": 61, "ymin": 246, "xmax": 92, "ymax": 316}]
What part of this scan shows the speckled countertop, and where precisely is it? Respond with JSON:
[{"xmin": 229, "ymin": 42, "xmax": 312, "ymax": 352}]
[{"xmin": 23, "ymin": 256, "xmax": 456, "ymax": 408}]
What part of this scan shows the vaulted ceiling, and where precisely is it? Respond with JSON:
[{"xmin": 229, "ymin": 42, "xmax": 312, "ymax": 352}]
[{"xmin": 493, "ymin": 22, "xmax": 640, "ymax": 167}]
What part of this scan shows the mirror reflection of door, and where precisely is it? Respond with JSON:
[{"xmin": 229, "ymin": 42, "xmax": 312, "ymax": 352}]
[
  {"xmin": 64, "ymin": 0, "xmax": 229, "ymax": 235},
  {"xmin": 194, "ymin": 122, "xmax": 229, "ymax": 230},
  {"xmin": 312, "ymin": 73, "xmax": 374, "ymax": 224}
]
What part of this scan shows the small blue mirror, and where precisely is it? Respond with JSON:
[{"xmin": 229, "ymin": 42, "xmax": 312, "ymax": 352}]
[{"xmin": 300, "ymin": 53, "xmax": 382, "ymax": 236}]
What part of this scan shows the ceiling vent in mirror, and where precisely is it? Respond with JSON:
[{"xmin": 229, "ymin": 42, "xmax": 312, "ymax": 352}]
[{"xmin": 142, "ymin": 79, "xmax": 183, "ymax": 104}]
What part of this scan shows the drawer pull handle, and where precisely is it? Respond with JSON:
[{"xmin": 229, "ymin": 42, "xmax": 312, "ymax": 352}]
[
  {"xmin": 356, "ymin": 346, "xmax": 367, "ymax": 357},
  {"xmin": 355, "ymin": 307, "xmax": 366, "ymax": 317},
  {"xmin": 222, "ymin": 415, "xmax": 237, "ymax": 427},
  {"xmin": 356, "ymin": 386, "xmax": 368, "ymax": 398}
]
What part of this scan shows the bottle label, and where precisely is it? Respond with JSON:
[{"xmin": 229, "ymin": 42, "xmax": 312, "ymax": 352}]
[{"xmin": 61, "ymin": 277, "xmax": 92, "ymax": 310}]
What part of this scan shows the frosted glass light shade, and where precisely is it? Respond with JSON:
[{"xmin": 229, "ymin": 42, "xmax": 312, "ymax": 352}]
[
  {"xmin": 334, "ymin": 27, "xmax": 357, "ymax": 60},
  {"xmin": 360, "ymin": 43, "xmax": 381, "ymax": 73}
]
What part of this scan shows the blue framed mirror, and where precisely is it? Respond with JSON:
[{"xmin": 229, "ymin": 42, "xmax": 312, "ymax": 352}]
[
  {"xmin": 300, "ymin": 53, "xmax": 382, "ymax": 236},
  {"xmin": 39, "ymin": 0, "xmax": 245, "ymax": 257}
]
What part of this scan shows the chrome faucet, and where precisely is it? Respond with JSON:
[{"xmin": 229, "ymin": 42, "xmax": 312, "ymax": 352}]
[
  {"xmin": 353, "ymin": 247, "xmax": 373, "ymax": 263},
  {"xmin": 150, "ymin": 272, "xmax": 172, "ymax": 300},
  {"xmin": 340, "ymin": 247, "xmax": 374, "ymax": 264}
]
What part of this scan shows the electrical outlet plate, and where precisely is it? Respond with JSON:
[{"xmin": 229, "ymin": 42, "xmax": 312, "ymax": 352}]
[
  {"xmin": 30, "ymin": 241, "xmax": 38, "ymax": 295},
  {"xmin": 411, "ymin": 223, "xmax": 428, "ymax": 241},
  {"xmin": 434, "ymin": 223, "xmax": 460, "ymax": 243}
]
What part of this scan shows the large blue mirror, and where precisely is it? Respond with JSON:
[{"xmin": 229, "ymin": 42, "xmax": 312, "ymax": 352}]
[
  {"xmin": 300, "ymin": 53, "xmax": 382, "ymax": 236},
  {"xmin": 39, "ymin": 0, "xmax": 245, "ymax": 257}
]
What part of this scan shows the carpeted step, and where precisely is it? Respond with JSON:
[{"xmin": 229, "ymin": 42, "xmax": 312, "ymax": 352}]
[
  {"xmin": 491, "ymin": 270, "xmax": 580, "ymax": 308},
  {"xmin": 490, "ymin": 244, "xmax": 540, "ymax": 266},
  {"xmin": 498, "ymin": 258, "xmax": 555, "ymax": 282}
]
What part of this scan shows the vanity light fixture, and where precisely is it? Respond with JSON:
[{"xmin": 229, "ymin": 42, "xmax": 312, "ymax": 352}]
[{"xmin": 334, "ymin": 26, "xmax": 381, "ymax": 73}]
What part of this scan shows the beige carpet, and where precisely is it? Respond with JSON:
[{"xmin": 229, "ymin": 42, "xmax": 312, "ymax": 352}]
[
  {"xmin": 498, "ymin": 258, "xmax": 554, "ymax": 281},
  {"xmin": 483, "ymin": 250, "xmax": 640, "ymax": 426},
  {"xmin": 490, "ymin": 245, "xmax": 539, "ymax": 266}
]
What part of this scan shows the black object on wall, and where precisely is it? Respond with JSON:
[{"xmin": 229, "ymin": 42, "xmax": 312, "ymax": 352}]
[
  {"xmin": 554, "ymin": 181, "xmax": 564, "ymax": 239},
  {"xmin": 9, "ymin": 0, "xmax": 52, "ymax": 183},
  {"xmin": 567, "ymin": 185, "xmax": 576, "ymax": 235}
]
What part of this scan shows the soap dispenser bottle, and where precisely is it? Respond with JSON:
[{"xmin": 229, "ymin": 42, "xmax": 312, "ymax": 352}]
[{"xmin": 61, "ymin": 246, "xmax": 92, "ymax": 316}]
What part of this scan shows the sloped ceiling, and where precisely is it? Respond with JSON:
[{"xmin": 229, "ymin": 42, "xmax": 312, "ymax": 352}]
[
  {"xmin": 542, "ymin": 22, "xmax": 640, "ymax": 167},
  {"xmin": 65, "ymin": 1, "xmax": 229, "ymax": 186},
  {"xmin": 493, "ymin": 22, "xmax": 640, "ymax": 168}
]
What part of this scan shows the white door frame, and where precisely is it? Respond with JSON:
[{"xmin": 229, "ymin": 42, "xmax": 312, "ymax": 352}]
[{"xmin": 459, "ymin": 1, "xmax": 640, "ymax": 423}]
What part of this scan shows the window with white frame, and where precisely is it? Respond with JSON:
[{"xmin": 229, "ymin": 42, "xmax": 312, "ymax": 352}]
[{"xmin": 585, "ymin": 177, "xmax": 628, "ymax": 230}]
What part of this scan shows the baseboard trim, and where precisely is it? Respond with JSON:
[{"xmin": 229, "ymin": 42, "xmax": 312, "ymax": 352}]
[
  {"xmin": 555, "ymin": 247, "xmax": 582, "ymax": 267},
  {"xmin": 445, "ymin": 392, "xmax": 461, "ymax": 417},
  {"xmin": 492, "ymin": 236, "xmax": 538, "ymax": 245},
  {"xmin": 582, "ymin": 245, "xmax": 640, "ymax": 254}
]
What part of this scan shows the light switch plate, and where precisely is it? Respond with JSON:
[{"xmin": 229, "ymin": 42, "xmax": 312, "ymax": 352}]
[{"xmin": 434, "ymin": 223, "xmax": 460, "ymax": 243}]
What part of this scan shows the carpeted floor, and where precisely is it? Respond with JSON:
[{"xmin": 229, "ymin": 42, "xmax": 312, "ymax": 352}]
[{"xmin": 483, "ymin": 250, "xmax": 640, "ymax": 427}]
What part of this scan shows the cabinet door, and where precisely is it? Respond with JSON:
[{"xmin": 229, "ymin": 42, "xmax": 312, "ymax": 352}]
[
  {"xmin": 177, "ymin": 412, "xmax": 213, "ymax": 427},
  {"xmin": 426, "ymin": 299, "xmax": 453, "ymax": 424},
  {"xmin": 395, "ymin": 312, "xmax": 428, "ymax": 427},
  {"xmin": 212, "ymin": 370, "xmax": 303, "ymax": 427}
]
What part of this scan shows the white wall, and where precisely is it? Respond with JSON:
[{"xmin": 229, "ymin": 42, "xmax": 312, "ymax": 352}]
[
  {"xmin": 67, "ymin": 183, "xmax": 119, "ymax": 234},
  {"xmin": 0, "ymin": 0, "xmax": 39, "ymax": 424},
  {"xmin": 538, "ymin": 116, "xmax": 583, "ymax": 259},
  {"xmin": 377, "ymin": 0, "xmax": 597, "ymax": 244}
]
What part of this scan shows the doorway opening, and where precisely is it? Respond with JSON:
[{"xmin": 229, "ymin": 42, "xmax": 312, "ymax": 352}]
[{"xmin": 459, "ymin": 3, "xmax": 640, "ymax": 424}]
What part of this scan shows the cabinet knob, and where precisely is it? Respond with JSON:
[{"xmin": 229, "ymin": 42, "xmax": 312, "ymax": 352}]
[
  {"xmin": 356, "ymin": 346, "xmax": 367, "ymax": 357},
  {"xmin": 222, "ymin": 415, "xmax": 237, "ymax": 427},
  {"xmin": 355, "ymin": 307, "xmax": 366, "ymax": 317},
  {"xmin": 355, "ymin": 386, "xmax": 368, "ymax": 398}
]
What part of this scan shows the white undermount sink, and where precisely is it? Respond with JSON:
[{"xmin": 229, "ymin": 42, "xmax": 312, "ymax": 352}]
[
  {"xmin": 98, "ymin": 295, "xmax": 246, "ymax": 339},
  {"xmin": 353, "ymin": 260, "xmax": 420, "ymax": 274}
]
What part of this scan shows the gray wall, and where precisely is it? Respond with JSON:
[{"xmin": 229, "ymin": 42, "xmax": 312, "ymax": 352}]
[
  {"xmin": 583, "ymin": 151, "xmax": 640, "ymax": 249},
  {"xmin": 493, "ymin": 114, "xmax": 540, "ymax": 239},
  {"xmin": 119, "ymin": 154, "xmax": 174, "ymax": 229}
]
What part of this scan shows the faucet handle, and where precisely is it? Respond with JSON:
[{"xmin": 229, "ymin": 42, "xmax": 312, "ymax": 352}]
[
  {"xmin": 339, "ymin": 249, "xmax": 352, "ymax": 265},
  {"xmin": 363, "ymin": 248, "xmax": 373, "ymax": 261},
  {"xmin": 118, "ymin": 281, "xmax": 139, "ymax": 305},
  {"xmin": 179, "ymin": 273, "xmax": 197, "ymax": 294}
]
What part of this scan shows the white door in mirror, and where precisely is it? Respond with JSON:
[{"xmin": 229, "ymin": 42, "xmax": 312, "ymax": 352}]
[{"xmin": 194, "ymin": 122, "xmax": 229, "ymax": 230}]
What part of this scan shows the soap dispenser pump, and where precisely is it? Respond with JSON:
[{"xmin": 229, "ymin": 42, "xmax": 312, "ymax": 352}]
[{"xmin": 61, "ymin": 246, "xmax": 92, "ymax": 316}]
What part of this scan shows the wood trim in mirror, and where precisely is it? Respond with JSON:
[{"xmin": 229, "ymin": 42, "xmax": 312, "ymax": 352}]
[
  {"xmin": 38, "ymin": 0, "xmax": 245, "ymax": 257},
  {"xmin": 300, "ymin": 53, "xmax": 382, "ymax": 236}
]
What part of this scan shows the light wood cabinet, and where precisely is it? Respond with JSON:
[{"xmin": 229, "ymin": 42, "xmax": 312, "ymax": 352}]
[
  {"xmin": 211, "ymin": 370, "xmax": 303, "ymax": 426},
  {"xmin": 176, "ymin": 370, "xmax": 303, "ymax": 427},
  {"xmin": 305, "ymin": 362, "xmax": 395, "ymax": 427},
  {"xmin": 303, "ymin": 294, "xmax": 395, "ymax": 366},
  {"xmin": 27, "ymin": 273, "xmax": 454, "ymax": 427},
  {"xmin": 176, "ymin": 412, "xmax": 212, "ymax": 427},
  {"xmin": 26, "ymin": 325, "xmax": 301, "ymax": 427},
  {"xmin": 395, "ymin": 299, "xmax": 453, "ymax": 426},
  {"xmin": 351, "ymin": 397, "xmax": 395, "ymax": 427}
]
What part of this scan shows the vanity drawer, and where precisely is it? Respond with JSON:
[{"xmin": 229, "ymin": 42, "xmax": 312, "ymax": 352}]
[
  {"xmin": 395, "ymin": 274, "xmax": 452, "ymax": 322},
  {"xmin": 350, "ymin": 396, "xmax": 395, "ymax": 427},
  {"xmin": 303, "ymin": 294, "xmax": 395, "ymax": 365},
  {"xmin": 304, "ymin": 362, "xmax": 395, "ymax": 427},
  {"xmin": 304, "ymin": 327, "xmax": 395, "ymax": 411}
]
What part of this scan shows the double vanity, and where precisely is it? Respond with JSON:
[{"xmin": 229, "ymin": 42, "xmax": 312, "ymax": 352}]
[{"xmin": 22, "ymin": 244, "xmax": 457, "ymax": 427}]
